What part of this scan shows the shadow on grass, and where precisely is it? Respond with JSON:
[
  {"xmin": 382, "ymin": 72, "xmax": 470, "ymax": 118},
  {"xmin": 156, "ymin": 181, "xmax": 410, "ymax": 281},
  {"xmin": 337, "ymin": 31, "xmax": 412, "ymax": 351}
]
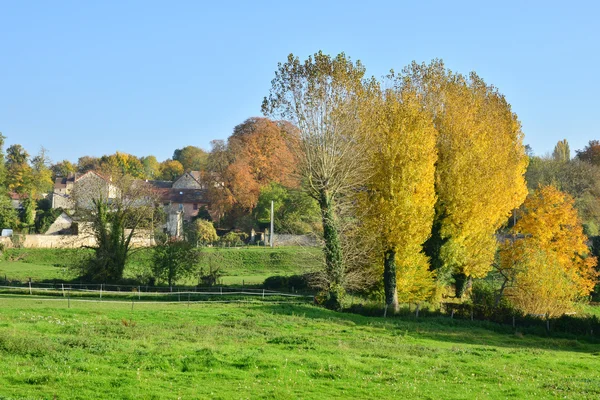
[{"xmin": 257, "ymin": 303, "xmax": 600, "ymax": 352}]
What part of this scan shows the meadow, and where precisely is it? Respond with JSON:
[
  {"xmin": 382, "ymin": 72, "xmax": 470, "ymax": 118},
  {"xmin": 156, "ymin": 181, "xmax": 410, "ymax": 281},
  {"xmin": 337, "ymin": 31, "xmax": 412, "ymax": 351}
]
[
  {"xmin": 0, "ymin": 246, "xmax": 323, "ymax": 286},
  {"xmin": 0, "ymin": 297, "xmax": 599, "ymax": 399}
]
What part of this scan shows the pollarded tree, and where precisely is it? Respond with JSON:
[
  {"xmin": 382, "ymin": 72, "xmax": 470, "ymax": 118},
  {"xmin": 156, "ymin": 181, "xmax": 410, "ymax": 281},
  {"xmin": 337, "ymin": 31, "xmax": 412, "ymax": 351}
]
[
  {"xmin": 72, "ymin": 173, "xmax": 160, "ymax": 282},
  {"xmin": 361, "ymin": 81, "xmax": 438, "ymax": 315},
  {"xmin": 262, "ymin": 51, "xmax": 376, "ymax": 308},
  {"xmin": 404, "ymin": 60, "xmax": 529, "ymax": 286}
]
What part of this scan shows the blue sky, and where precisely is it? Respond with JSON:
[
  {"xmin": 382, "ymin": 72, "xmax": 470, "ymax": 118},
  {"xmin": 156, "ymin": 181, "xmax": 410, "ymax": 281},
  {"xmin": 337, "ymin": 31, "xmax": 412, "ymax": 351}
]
[{"xmin": 0, "ymin": 0, "xmax": 598, "ymax": 163}]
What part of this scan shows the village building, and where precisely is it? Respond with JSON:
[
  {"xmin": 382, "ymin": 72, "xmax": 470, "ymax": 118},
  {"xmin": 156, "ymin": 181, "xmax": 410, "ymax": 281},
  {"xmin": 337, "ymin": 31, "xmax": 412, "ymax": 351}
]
[{"xmin": 49, "ymin": 170, "xmax": 212, "ymax": 237}]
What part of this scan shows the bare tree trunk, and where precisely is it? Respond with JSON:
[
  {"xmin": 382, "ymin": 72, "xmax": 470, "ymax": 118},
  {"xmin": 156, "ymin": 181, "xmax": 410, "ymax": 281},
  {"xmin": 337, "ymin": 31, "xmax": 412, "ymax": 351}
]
[
  {"xmin": 383, "ymin": 249, "xmax": 399, "ymax": 316},
  {"xmin": 494, "ymin": 278, "xmax": 508, "ymax": 307}
]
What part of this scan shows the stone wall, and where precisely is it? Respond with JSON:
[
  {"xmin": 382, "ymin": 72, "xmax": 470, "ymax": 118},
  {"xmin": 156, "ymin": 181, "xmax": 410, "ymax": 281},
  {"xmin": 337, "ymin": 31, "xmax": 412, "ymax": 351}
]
[{"xmin": 0, "ymin": 233, "xmax": 154, "ymax": 249}]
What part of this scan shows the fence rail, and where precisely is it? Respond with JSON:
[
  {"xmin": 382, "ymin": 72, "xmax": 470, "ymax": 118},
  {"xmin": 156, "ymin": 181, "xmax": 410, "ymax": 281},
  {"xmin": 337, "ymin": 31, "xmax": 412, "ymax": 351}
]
[{"xmin": 0, "ymin": 284, "xmax": 312, "ymax": 302}]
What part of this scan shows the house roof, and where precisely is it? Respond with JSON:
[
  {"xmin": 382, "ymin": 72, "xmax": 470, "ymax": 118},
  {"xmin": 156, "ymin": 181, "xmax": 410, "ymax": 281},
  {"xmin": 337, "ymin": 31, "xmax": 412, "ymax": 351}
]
[
  {"xmin": 54, "ymin": 175, "xmax": 76, "ymax": 189},
  {"xmin": 74, "ymin": 170, "xmax": 110, "ymax": 183},
  {"xmin": 159, "ymin": 188, "xmax": 207, "ymax": 204},
  {"xmin": 147, "ymin": 180, "xmax": 173, "ymax": 189},
  {"xmin": 189, "ymin": 171, "xmax": 202, "ymax": 182}
]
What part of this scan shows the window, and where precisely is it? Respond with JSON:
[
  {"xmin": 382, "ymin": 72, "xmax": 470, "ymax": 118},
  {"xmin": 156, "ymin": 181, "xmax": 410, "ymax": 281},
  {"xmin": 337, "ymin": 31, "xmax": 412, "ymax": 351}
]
[
  {"xmin": 193, "ymin": 203, "xmax": 198, "ymax": 210},
  {"xmin": 179, "ymin": 204, "xmax": 183, "ymax": 211}
]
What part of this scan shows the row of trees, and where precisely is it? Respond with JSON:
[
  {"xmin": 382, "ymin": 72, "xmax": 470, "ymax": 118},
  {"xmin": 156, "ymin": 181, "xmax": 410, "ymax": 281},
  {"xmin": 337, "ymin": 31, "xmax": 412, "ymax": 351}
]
[
  {"xmin": 53, "ymin": 146, "xmax": 208, "ymax": 181},
  {"xmin": 261, "ymin": 52, "xmax": 598, "ymax": 314},
  {"xmin": 3, "ymin": 51, "xmax": 598, "ymax": 318}
]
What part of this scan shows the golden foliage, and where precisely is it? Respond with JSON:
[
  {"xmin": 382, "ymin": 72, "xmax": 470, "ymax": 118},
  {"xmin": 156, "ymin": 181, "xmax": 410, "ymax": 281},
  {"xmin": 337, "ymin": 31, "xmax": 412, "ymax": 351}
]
[
  {"xmin": 404, "ymin": 61, "xmax": 529, "ymax": 278},
  {"xmin": 502, "ymin": 245, "xmax": 579, "ymax": 318},
  {"xmin": 360, "ymin": 84, "xmax": 438, "ymax": 302},
  {"xmin": 512, "ymin": 185, "xmax": 598, "ymax": 296}
]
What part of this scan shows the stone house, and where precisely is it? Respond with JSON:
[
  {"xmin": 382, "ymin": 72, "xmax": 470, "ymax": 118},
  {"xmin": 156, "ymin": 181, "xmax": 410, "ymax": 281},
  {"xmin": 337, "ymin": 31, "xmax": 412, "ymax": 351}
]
[
  {"xmin": 50, "ymin": 170, "xmax": 212, "ymax": 237},
  {"xmin": 51, "ymin": 171, "xmax": 118, "ymax": 210},
  {"xmin": 150, "ymin": 171, "xmax": 211, "ymax": 222}
]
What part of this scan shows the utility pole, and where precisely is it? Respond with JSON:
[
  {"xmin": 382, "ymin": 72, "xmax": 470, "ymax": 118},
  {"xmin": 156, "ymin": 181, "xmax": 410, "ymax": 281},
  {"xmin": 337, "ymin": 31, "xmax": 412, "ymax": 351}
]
[{"xmin": 270, "ymin": 200, "xmax": 274, "ymax": 248}]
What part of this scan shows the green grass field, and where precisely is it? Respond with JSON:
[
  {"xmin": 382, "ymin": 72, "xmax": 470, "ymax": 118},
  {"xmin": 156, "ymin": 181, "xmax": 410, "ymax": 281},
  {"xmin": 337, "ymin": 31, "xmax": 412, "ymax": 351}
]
[
  {"xmin": 0, "ymin": 297, "xmax": 599, "ymax": 399},
  {"xmin": 0, "ymin": 247, "xmax": 323, "ymax": 286}
]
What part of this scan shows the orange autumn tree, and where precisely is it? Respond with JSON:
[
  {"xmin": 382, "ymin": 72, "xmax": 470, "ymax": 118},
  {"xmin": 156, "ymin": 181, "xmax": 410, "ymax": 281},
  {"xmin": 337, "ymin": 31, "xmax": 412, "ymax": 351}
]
[
  {"xmin": 206, "ymin": 117, "xmax": 299, "ymax": 215},
  {"xmin": 499, "ymin": 185, "xmax": 598, "ymax": 316}
]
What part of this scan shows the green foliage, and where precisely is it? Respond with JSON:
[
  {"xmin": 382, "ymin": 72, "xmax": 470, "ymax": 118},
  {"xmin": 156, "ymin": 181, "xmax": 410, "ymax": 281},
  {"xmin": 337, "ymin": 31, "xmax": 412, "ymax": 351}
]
[
  {"xmin": 0, "ymin": 190, "xmax": 18, "ymax": 229},
  {"xmin": 152, "ymin": 239, "xmax": 200, "ymax": 286},
  {"xmin": 263, "ymin": 273, "xmax": 314, "ymax": 291},
  {"xmin": 254, "ymin": 183, "xmax": 320, "ymax": 234},
  {"xmin": 34, "ymin": 207, "xmax": 64, "ymax": 234},
  {"xmin": 185, "ymin": 219, "xmax": 218, "ymax": 246},
  {"xmin": 526, "ymin": 157, "xmax": 600, "ymax": 233},
  {"xmin": 173, "ymin": 146, "xmax": 208, "ymax": 172},
  {"xmin": 316, "ymin": 282, "xmax": 346, "ymax": 311},
  {"xmin": 220, "ymin": 231, "xmax": 248, "ymax": 246},
  {"xmin": 19, "ymin": 197, "xmax": 36, "ymax": 232},
  {"xmin": 140, "ymin": 155, "xmax": 160, "ymax": 179},
  {"xmin": 552, "ymin": 139, "xmax": 570, "ymax": 162},
  {"xmin": 76, "ymin": 199, "xmax": 129, "ymax": 282}
]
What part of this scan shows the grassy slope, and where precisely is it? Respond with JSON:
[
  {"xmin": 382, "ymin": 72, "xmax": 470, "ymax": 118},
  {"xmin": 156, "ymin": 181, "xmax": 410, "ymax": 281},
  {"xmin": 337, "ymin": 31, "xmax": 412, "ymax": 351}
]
[
  {"xmin": 0, "ymin": 247, "xmax": 323, "ymax": 285},
  {"xmin": 0, "ymin": 298, "xmax": 599, "ymax": 399}
]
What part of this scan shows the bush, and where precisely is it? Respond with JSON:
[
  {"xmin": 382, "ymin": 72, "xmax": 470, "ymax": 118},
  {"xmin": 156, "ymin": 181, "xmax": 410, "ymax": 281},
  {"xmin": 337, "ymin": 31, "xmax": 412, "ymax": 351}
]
[
  {"xmin": 220, "ymin": 231, "xmax": 248, "ymax": 246},
  {"xmin": 263, "ymin": 273, "xmax": 314, "ymax": 292},
  {"xmin": 185, "ymin": 219, "xmax": 218, "ymax": 246}
]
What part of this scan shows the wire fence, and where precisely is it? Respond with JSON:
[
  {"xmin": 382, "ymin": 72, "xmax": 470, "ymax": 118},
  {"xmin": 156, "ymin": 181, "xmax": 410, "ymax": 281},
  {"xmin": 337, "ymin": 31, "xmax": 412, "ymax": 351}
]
[{"xmin": 0, "ymin": 282, "xmax": 314, "ymax": 306}]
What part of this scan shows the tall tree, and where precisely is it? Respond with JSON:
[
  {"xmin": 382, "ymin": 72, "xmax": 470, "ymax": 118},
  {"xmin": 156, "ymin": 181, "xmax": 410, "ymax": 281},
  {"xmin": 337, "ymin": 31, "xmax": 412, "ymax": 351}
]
[
  {"xmin": 262, "ymin": 51, "xmax": 375, "ymax": 308},
  {"xmin": 140, "ymin": 155, "xmax": 161, "ymax": 179},
  {"xmin": 576, "ymin": 140, "xmax": 600, "ymax": 165},
  {"xmin": 0, "ymin": 133, "xmax": 6, "ymax": 186},
  {"xmin": 361, "ymin": 80, "xmax": 438, "ymax": 315},
  {"xmin": 5, "ymin": 144, "xmax": 32, "ymax": 194},
  {"xmin": 30, "ymin": 147, "xmax": 53, "ymax": 197},
  {"xmin": 552, "ymin": 139, "xmax": 570, "ymax": 162},
  {"xmin": 403, "ymin": 60, "xmax": 529, "ymax": 286},
  {"xmin": 173, "ymin": 146, "xmax": 208, "ymax": 172}
]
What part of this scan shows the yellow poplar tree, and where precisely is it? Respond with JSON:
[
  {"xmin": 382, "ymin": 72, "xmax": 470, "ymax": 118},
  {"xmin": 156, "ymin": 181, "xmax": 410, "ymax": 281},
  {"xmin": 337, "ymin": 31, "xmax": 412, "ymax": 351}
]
[
  {"xmin": 361, "ymin": 82, "xmax": 437, "ymax": 315},
  {"xmin": 403, "ymin": 61, "xmax": 529, "ymax": 286}
]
